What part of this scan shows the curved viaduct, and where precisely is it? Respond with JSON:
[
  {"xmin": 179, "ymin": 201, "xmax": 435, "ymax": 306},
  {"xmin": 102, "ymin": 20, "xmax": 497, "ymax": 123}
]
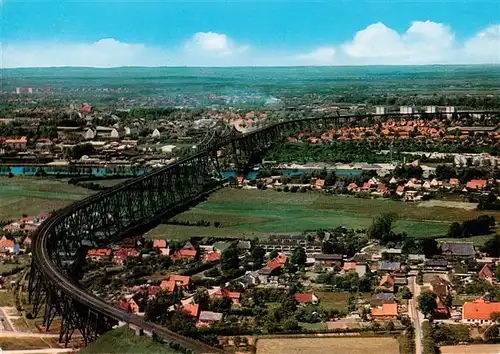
[{"xmin": 28, "ymin": 111, "xmax": 498, "ymax": 353}]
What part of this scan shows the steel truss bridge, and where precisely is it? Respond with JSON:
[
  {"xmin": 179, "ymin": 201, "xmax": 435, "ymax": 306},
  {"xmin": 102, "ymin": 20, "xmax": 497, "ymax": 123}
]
[{"xmin": 28, "ymin": 111, "xmax": 498, "ymax": 353}]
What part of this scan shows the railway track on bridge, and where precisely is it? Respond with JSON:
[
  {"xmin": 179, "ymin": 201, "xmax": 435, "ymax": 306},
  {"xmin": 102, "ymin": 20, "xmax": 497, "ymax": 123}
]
[{"xmin": 29, "ymin": 111, "xmax": 499, "ymax": 353}]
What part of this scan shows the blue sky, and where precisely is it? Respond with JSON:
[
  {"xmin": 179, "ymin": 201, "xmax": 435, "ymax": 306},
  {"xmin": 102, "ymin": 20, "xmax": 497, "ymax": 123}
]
[{"xmin": 1, "ymin": 0, "xmax": 499, "ymax": 67}]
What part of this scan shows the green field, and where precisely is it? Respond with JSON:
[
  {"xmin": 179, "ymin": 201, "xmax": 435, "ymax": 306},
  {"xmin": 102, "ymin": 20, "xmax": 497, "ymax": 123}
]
[
  {"xmin": 148, "ymin": 188, "xmax": 500, "ymax": 240},
  {"xmin": 80, "ymin": 326, "xmax": 180, "ymax": 354},
  {"xmin": 316, "ymin": 292, "xmax": 371, "ymax": 311},
  {"xmin": 0, "ymin": 177, "xmax": 94, "ymax": 220}
]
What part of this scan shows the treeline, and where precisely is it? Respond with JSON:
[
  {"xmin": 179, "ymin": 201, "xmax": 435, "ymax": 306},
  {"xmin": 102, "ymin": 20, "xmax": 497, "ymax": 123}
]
[
  {"xmin": 265, "ymin": 140, "xmax": 500, "ymax": 165},
  {"xmin": 166, "ymin": 219, "xmax": 221, "ymax": 228},
  {"xmin": 447, "ymin": 215, "xmax": 495, "ymax": 239}
]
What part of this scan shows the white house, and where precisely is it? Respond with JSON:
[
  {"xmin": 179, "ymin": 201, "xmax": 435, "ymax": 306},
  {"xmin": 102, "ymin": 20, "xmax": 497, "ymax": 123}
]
[
  {"xmin": 400, "ymin": 106, "xmax": 415, "ymax": 115},
  {"xmin": 425, "ymin": 106, "xmax": 437, "ymax": 113},
  {"xmin": 152, "ymin": 129, "xmax": 161, "ymax": 139},
  {"xmin": 160, "ymin": 145, "xmax": 177, "ymax": 154},
  {"xmin": 445, "ymin": 106, "xmax": 455, "ymax": 118},
  {"xmin": 375, "ymin": 106, "xmax": 386, "ymax": 115},
  {"xmin": 110, "ymin": 128, "xmax": 125, "ymax": 139},
  {"xmin": 84, "ymin": 128, "xmax": 95, "ymax": 140}
]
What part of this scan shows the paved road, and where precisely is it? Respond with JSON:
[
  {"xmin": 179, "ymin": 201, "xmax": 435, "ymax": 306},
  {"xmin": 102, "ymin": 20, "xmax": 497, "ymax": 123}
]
[
  {"xmin": 0, "ymin": 331, "xmax": 61, "ymax": 338},
  {"xmin": 408, "ymin": 276, "xmax": 423, "ymax": 354},
  {"xmin": 0, "ymin": 308, "xmax": 15, "ymax": 332}
]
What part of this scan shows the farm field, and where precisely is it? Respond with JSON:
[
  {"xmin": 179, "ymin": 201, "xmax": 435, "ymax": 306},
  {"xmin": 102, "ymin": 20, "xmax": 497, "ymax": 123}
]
[
  {"xmin": 0, "ymin": 177, "xmax": 94, "ymax": 220},
  {"xmin": 152, "ymin": 188, "xmax": 500, "ymax": 240},
  {"xmin": 440, "ymin": 344, "xmax": 500, "ymax": 353},
  {"xmin": 0, "ymin": 336, "xmax": 60, "ymax": 350},
  {"xmin": 256, "ymin": 336, "xmax": 399, "ymax": 354}
]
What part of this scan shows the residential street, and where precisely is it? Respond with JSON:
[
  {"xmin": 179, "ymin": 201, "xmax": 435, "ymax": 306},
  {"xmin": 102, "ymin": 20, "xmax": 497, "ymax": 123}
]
[{"xmin": 408, "ymin": 276, "xmax": 423, "ymax": 354}]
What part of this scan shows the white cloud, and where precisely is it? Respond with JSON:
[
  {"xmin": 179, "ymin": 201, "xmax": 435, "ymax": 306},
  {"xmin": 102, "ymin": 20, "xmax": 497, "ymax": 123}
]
[
  {"xmin": 341, "ymin": 21, "xmax": 455, "ymax": 64},
  {"xmin": 1, "ymin": 23, "xmax": 499, "ymax": 68},
  {"xmin": 296, "ymin": 47, "xmax": 336, "ymax": 65},
  {"xmin": 185, "ymin": 32, "xmax": 249, "ymax": 57},
  {"xmin": 463, "ymin": 25, "xmax": 500, "ymax": 63}
]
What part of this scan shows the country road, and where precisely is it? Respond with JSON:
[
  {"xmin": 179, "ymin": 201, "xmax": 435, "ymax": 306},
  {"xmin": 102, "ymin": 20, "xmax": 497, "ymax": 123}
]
[{"xmin": 409, "ymin": 276, "xmax": 423, "ymax": 354}]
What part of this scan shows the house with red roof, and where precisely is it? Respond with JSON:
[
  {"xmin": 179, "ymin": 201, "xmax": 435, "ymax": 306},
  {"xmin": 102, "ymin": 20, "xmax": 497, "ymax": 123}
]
[
  {"xmin": 371, "ymin": 303, "xmax": 398, "ymax": 319},
  {"xmin": 361, "ymin": 182, "xmax": 372, "ymax": 191},
  {"xmin": 466, "ymin": 179, "xmax": 487, "ymax": 190},
  {"xmin": 347, "ymin": 183, "xmax": 359, "ymax": 192},
  {"xmin": 258, "ymin": 254, "xmax": 288, "ymax": 283},
  {"xmin": 171, "ymin": 249, "xmax": 197, "ymax": 262},
  {"xmin": 152, "ymin": 239, "xmax": 167, "ymax": 248},
  {"xmin": 294, "ymin": 293, "xmax": 319, "ymax": 305},
  {"xmin": 117, "ymin": 298, "xmax": 139, "ymax": 314},
  {"xmin": 462, "ymin": 298, "xmax": 500, "ymax": 324},
  {"xmin": 478, "ymin": 264, "xmax": 497, "ymax": 284},
  {"xmin": 87, "ymin": 248, "xmax": 112, "ymax": 261},
  {"xmin": 160, "ymin": 280, "xmax": 177, "ymax": 293},
  {"xmin": 435, "ymin": 296, "xmax": 450, "ymax": 318},
  {"xmin": 202, "ymin": 251, "xmax": 221, "ymax": 263},
  {"xmin": 266, "ymin": 254, "xmax": 288, "ymax": 270},
  {"xmin": 377, "ymin": 274, "xmax": 396, "ymax": 293},
  {"xmin": 0, "ymin": 237, "xmax": 16, "ymax": 253},
  {"xmin": 314, "ymin": 179, "xmax": 325, "ymax": 189},
  {"xmin": 214, "ymin": 288, "xmax": 242, "ymax": 304},
  {"xmin": 113, "ymin": 248, "xmax": 139, "ymax": 265},
  {"xmin": 183, "ymin": 303, "xmax": 200, "ymax": 318},
  {"xmin": 160, "ymin": 275, "xmax": 191, "ymax": 293},
  {"xmin": 449, "ymin": 178, "xmax": 460, "ymax": 186}
]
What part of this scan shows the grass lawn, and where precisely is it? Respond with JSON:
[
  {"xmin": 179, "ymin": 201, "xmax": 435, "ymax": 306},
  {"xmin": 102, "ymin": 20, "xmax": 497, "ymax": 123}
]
[
  {"xmin": 0, "ymin": 177, "xmax": 94, "ymax": 220},
  {"xmin": 80, "ymin": 326, "xmax": 180, "ymax": 354},
  {"xmin": 256, "ymin": 337, "xmax": 399, "ymax": 354},
  {"xmin": 150, "ymin": 188, "xmax": 496, "ymax": 240},
  {"xmin": 315, "ymin": 292, "xmax": 371, "ymax": 311},
  {"xmin": 452, "ymin": 295, "xmax": 480, "ymax": 306}
]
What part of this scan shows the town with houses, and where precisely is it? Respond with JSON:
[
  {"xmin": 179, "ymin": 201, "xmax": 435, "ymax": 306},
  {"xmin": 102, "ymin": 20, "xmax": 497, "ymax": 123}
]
[{"xmin": 0, "ymin": 103, "xmax": 499, "ymax": 353}]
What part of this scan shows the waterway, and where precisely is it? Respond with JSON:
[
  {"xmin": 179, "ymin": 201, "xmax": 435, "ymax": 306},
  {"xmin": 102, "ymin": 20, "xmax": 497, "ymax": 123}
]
[{"xmin": 0, "ymin": 165, "xmax": 361, "ymax": 180}]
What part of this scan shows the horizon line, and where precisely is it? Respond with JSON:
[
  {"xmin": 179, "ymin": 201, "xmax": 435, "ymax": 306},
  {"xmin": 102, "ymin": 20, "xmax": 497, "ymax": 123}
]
[{"xmin": 2, "ymin": 63, "xmax": 500, "ymax": 70}]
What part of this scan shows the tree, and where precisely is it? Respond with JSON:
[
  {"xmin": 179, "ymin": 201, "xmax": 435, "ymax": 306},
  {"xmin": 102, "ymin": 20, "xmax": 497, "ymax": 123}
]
[
  {"xmin": 399, "ymin": 286, "xmax": 413, "ymax": 300},
  {"xmin": 367, "ymin": 213, "xmax": 398, "ymax": 244},
  {"xmin": 490, "ymin": 312, "xmax": 500, "ymax": 323},
  {"xmin": 283, "ymin": 318, "xmax": 300, "ymax": 331},
  {"xmin": 210, "ymin": 295, "xmax": 232, "ymax": 312},
  {"xmin": 251, "ymin": 246, "xmax": 265, "ymax": 269},
  {"xmin": 483, "ymin": 324, "xmax": 499, "ymax": 340},
  {"xmin": 281, "ymin": 294, "xmax": 298, "ymax": 314},
  {"xmin": 221, "ymin": 244, "xmax": 239, "ymax": 271},
  {"xmin": 386, "ymin": 321, "xmax": 395, "ymax": 331},
  {"xmin": 417, "ymin": 291, "xmax": 437, "ymax": 318},
  {"xmin": 482, "ymin": 235, "xmax": 500, "ymax": 257},
  {"xmin": 291, "ymin": 247, "xmax": 307, "ymax": 268},
  {"xmin": 269, "ymin": 250, "xmax": 278, "ymax": 260},
  {"xmin": 421, "ymin": 238, "xmax": 440, "ymax": 258},
  {"xmin": 443, "ymin": 293, "xmax": 453, "ymax": 308}
]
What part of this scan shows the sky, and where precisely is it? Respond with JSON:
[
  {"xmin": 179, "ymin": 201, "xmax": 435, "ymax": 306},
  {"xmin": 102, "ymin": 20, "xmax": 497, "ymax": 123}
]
[{"xmin": 0, "ymin": 0, "xmax": 499, "ymax": 67}]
